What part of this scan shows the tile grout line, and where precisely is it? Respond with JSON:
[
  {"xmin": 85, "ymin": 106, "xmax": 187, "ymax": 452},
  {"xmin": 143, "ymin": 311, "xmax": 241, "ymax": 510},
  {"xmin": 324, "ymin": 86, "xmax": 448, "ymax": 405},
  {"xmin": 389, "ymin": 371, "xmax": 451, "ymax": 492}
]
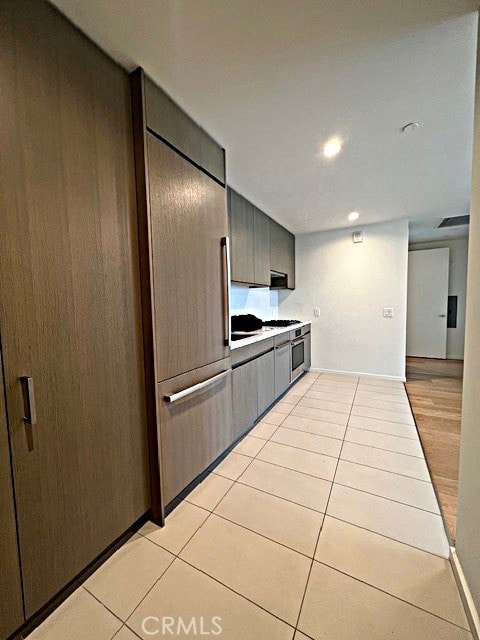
[
  {"xmin": 345, "ymin": 424, "xmax": 419, "ymax": 441},
  {"xmin": 313, "ymin": 559, "xmax": 472, "ymax": 633},
  {"xmin": 293, "ymin": 373, "xmax": 358, "ymax": 632},
  {"xmin": 326, "ymin": 513, "xmax": 449, "ymax": 560}
]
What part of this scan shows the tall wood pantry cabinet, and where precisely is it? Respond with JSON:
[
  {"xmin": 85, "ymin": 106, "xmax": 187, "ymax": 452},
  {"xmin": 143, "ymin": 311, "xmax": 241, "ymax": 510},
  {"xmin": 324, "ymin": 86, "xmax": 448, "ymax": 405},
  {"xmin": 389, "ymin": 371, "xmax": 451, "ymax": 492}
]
[{"xmin": 0, "ymin": 0, "xmax": 150, "ymax": 635}]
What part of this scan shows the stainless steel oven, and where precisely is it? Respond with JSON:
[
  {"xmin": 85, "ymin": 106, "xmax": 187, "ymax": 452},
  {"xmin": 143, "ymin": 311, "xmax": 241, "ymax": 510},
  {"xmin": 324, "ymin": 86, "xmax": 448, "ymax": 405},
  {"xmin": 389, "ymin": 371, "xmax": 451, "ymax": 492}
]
[{"xmin": 291, "ymin": 327, "xmax": 306, "ymax": 382}]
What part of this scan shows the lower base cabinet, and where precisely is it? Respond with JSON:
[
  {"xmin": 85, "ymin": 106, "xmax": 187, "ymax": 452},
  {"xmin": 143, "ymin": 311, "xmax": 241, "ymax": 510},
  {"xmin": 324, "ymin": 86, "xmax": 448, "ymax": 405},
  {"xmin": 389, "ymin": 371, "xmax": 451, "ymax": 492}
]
[
  {"xmin": 158, "ymin": 357, "xmax": 233, "ymax": 505},
  {"xmin": 232, "ymin": 360, "xmax": 258, "ymax": 439},
  {"xmin": 257, "ymin": 350, "xmax": 275, "ymax": 416},
  {"xmin": 274, "ymin": 339, "xmax": 291, "ymax": 398}
]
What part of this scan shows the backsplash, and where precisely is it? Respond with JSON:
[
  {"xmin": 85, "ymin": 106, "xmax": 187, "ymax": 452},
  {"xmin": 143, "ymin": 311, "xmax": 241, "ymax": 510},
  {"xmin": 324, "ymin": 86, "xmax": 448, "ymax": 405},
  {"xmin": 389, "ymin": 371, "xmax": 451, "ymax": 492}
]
[{"xmin": 230, "ymin": 285, "xmax": 279, "ymax": 320}]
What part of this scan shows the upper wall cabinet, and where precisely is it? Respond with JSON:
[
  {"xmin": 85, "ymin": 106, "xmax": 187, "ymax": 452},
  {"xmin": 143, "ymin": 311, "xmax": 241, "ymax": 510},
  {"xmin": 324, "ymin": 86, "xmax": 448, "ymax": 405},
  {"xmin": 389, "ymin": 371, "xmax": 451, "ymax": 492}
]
[
  {"xmin": 253, "ymin": 206, "xmax": 271, "ymax": 286},
  {"xmin": 144, "ymin": 77, "xmax": 225, "ymax": 185},
  {"xmin": 228, "ymin": 187, "xmax": 295, "ymax": 289},
  {"xmin": 228, "ymin": 188, "xmax": 255, "ymax": 284},
  {"xmin": 270, "ymin": 220, "xmax": 295, "ymax": 289}
]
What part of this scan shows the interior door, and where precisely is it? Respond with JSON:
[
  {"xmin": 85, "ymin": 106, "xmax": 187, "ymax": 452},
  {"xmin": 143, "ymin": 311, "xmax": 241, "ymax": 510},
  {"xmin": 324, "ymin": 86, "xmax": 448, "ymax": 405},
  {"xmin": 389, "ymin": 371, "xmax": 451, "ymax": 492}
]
[
  {"xmin": 407, "ymin": 248, "xmax": 450, "ymax": 358},
  {"xmin": 148, "ymin": 134, "xmax": 229, "ymax": 382},
  {"xmin": 1, "ymin": 0, "xmax": 149, "ymax": 617}
]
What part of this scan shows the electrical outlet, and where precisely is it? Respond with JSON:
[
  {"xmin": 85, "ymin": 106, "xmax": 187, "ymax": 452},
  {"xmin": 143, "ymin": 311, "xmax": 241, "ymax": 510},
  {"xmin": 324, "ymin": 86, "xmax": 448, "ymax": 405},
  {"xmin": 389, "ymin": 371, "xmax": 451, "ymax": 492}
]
[
  {"xmin": 383, "ymin": 308, "xmax": 394, "ymax": 318},
  {"xmin": 314, "ymin": 308, "xmax": 320, "ymax": 318}
]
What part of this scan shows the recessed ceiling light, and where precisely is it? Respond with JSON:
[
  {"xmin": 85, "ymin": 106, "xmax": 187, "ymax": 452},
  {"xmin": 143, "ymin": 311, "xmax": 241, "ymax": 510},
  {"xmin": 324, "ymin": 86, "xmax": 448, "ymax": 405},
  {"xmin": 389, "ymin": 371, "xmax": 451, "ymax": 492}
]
[
  {"xmin": 348, "ymin": 211, "xmax": 359, "ymax": 222},
  {"xmin": 323, "ymin": 137, "xmax": 342, "ymax": 158}
]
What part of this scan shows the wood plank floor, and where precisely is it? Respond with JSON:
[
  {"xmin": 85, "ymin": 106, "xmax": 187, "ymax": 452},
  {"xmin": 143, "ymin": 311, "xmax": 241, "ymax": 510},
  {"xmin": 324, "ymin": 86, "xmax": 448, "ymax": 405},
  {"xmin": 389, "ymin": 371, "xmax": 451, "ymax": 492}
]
[{"xmin": 405, "ymin": 357, "xmax": 463, "ymax": 544}]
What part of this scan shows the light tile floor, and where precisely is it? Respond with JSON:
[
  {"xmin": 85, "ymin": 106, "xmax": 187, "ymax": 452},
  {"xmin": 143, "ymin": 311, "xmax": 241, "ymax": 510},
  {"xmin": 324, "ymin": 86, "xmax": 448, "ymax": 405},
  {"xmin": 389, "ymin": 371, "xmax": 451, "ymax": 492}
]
[{"xmin": 29, "ymin": 371, "xmax": 472, "ymax": 640}]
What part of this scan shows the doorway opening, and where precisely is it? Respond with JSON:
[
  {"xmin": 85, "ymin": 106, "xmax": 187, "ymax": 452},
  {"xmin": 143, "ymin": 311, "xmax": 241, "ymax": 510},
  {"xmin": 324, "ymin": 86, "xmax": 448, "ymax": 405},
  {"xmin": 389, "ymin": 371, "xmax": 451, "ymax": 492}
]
[{"xmin": 405, "ymin": 224, "xmax": 469, "ymax": 544}]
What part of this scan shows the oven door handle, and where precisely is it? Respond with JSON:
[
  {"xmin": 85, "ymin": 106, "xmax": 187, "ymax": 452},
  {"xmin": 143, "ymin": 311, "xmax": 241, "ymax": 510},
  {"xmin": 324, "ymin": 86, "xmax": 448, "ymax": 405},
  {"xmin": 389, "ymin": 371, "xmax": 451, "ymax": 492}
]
[{"xmin": 291, "ymin": 339, "xmax": 305, "ymax": 347}]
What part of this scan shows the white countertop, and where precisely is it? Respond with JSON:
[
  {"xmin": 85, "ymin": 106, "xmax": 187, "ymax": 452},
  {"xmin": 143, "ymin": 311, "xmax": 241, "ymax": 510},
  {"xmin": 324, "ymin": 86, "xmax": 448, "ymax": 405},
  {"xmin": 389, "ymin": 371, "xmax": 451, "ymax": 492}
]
[{"xmin": 230, "ymin": 321, "xmax": 310, "ymax": 350}]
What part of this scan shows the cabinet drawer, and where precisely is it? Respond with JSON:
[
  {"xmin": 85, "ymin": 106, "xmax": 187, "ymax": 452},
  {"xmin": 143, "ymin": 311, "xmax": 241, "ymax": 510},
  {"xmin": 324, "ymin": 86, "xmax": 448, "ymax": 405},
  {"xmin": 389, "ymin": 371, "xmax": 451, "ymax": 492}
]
[
  {"xmin": 158, "ymin": 358, "xmax": 233, "ymax": 505},
  {"xmin": 231, "ymin": 337, "xmax": 274, "ymax": 367},
  {"xmin": 274, "ymin": 333, "xmax": 291, "ymax": 348}
]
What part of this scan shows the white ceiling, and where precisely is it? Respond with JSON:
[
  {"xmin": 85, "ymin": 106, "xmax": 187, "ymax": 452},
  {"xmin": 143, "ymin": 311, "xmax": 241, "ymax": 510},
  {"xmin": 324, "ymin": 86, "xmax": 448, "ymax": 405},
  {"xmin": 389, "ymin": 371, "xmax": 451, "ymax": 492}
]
[{"xmin": 51, "ymin": 0, "xmax": 478, "ymax": 235}]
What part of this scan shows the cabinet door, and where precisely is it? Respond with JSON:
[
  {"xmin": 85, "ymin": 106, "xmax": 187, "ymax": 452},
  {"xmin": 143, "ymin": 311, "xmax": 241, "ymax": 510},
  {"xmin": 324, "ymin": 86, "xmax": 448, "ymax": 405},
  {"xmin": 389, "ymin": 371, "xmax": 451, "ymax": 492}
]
[
  {"xmin": 270, "ymin": 220, "xmax": 295, "ymax": 289},
  {"xmin": 148, "ymin": 134, "xmax": 229, "ymax": 381},
  {"xmin": 286, "ymin": 231, "xmax": 296, "ymax": 289},
  {"xmin": 275, "ymin": 341, "xmax": 291, "ymax": 398},
  {"xmin": 232, "ymin": 361, "xmax": 258, "ymax": 440},
  {"xmin": 257, "ymin": 350, "xmax": 275, "ymax": 416},
  {"xmin": 0, "ymin": 355, "xmax": 24, "ymax": 638},
  {"xmin": 254, "ymin": 207, "xmax": 271, "ymax": 286},
  {"xmin": 1, "ymin": 0, "xmax": 149, "ymax": 616},
  {"xmin": 228, "ymin": 188, "xmax": 255, "ymax": 284},
  {"xmin": 158, "ymin": 358, "xmax": 233, "ymax": 505},
  {"xmin": 304, "ymin": 332, "xmax": 312, "ymax": 370}
]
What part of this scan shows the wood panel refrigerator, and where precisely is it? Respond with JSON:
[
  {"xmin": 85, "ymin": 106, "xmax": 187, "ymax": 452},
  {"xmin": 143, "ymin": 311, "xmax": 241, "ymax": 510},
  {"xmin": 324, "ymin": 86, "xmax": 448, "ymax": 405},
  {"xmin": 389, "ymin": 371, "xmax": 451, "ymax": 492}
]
[{"xmin": 131, "ymin": 69, "xmax": 233, "ymax": 519}]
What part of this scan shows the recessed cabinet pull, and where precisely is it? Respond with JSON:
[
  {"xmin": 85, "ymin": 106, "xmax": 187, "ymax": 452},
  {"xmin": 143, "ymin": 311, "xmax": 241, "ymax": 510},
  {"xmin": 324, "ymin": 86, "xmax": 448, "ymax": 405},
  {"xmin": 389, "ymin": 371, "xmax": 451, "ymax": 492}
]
[
  {"xmin": 20, "ymin": 376, "xmax": 36, "ymax": 425},
  {"xmin": 221, "ymin": 237, "xmax": 232, "ymax": 347},
  {"xmin": 164, "ymin": 370, "xmax": 230, "ymax": 404}
]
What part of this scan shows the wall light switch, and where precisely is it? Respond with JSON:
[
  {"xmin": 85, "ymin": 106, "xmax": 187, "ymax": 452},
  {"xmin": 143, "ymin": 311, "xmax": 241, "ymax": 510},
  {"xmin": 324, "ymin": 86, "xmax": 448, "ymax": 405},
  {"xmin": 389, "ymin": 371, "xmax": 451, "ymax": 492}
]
[
  {"xmin": 383, "ymin": 308, "xmax": 394, "ymax": 318},
  {"xmin": 314, "ymin": 308, "xmax": 320, "ymax": 318}
]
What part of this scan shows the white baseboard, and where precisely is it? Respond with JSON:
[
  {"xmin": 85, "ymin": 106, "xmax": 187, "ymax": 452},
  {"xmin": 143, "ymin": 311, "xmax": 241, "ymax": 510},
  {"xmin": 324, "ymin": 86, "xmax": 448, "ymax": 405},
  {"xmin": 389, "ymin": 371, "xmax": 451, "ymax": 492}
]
[
  {"xmin": 450, "ymin": 547, "xmax": 480, "ymax": 640},
  {"xmin": 310, "ymin": 367, "xmax": 406, "ymax": 382}
]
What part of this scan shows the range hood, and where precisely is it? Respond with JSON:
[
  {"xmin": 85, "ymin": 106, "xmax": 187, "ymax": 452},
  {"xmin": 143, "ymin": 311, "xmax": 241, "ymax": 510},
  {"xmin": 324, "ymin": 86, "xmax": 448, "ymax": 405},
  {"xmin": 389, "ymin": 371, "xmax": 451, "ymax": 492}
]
[{"xmin": 270, "ymin": 270, "xmax": 288, "ymax": 289}]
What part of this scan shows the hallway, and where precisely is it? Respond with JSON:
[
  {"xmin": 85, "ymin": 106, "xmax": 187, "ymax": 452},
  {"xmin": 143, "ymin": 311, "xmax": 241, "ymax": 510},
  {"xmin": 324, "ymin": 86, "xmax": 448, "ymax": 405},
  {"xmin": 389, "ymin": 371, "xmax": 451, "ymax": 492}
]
[
  {"xmin": 405, "ymin": 357, "xmax": 464, "ymax": 544},
  {"xmin": 29, "ymin": 371, "xmax": 471, "ymax": 640}
]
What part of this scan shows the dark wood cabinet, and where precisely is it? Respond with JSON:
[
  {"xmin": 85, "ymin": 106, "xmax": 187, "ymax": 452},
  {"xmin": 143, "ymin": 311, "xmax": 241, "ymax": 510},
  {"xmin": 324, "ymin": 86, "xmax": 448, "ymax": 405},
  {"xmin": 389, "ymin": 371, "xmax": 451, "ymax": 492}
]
[
  {"xmin": 232, "ymin": 360, "xmax": 259, "ymax": 439},
  {"xmin": 257, "ymin": 350, "xmax": 275, "ymax": 416},
  {"xmin": 271, "ymin": 220, "xmax": 296, "ymax": 289},
  {"xmin": 254, "ymin": 207, "xmax": 271, "ymax": 286},
  {"xmin": 228, "ymin": 188, "xmax": 255, "ymax": 285},
  {"xmin": 132, "ymin": 69, "xmax": 231, "ymax": 518},
  {"xmin": 148, "ymin": 134, "xmax": 229, "ymax": 382},
  {"xmin": 1, "ymin": 0, "xmax": 149, "ymax": 618},
  {"xmin": 0, "ymin": 355, "xmax": 24, "ymax": 639},
  {"xmin": 158, "ymin": 358, "xmax": 233, "ymax": 505},
  {"xmin": 228, "ymin": 187, "xmax": 295, "ymax": 289},
  {"xmin": 144, "ymin": 77, "xmax": 225, "ymax": 185}
]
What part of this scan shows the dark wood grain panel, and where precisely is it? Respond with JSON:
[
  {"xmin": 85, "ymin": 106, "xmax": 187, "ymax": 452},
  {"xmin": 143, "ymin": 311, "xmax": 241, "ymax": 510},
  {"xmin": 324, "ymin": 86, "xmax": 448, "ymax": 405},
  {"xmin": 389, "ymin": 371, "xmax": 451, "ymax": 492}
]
[
  {"xmin": 254, "ymin": 207, "xmax": 271, "ymax": 286},
  {"xmin": 228, "ymin": 188, "xmax": 255, "ymax": 284},
  {"xmin": 0, "ymin": 352, "xmax": 24, "ymax": 638},
  {"xmin": 144, "ymin": 76, "xmax": 225, "ymax": 184},
  {"xmin": 158, "ymin": 358, "xmax": 233, "ymax": 505},
  {"xmin": 0, "ymin": 0, "xmax": 149, "ymax": 616},
  {"xmin": 147, "ymin": 134, "xmax": 229, "ymax": 382}
]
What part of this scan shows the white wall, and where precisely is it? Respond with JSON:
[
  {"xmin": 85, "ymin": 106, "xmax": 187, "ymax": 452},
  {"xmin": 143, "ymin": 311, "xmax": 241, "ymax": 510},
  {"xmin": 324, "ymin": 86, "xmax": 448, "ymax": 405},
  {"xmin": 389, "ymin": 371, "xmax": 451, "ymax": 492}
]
[
  {"xmin": 456, "ymin": 19, "xmax": 480, "ymax": 616},
  {"xmin": 409, "ymin": 238, "xmax": 469, "ymax": 359},
  {"xmin": 230, "ymin": 285, "xmax": 278, "ymax": 319},
  {"xmin": 279, "ymin": 220, "xmax": 409, "ymax": 379}
]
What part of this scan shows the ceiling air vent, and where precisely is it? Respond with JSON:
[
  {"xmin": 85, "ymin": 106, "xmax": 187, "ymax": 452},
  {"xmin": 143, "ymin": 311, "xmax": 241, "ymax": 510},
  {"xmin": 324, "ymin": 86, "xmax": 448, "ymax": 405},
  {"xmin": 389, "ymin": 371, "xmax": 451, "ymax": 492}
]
[{"xmin": 438, "ymin": 215, "xmax": 470, "ymax": 228}]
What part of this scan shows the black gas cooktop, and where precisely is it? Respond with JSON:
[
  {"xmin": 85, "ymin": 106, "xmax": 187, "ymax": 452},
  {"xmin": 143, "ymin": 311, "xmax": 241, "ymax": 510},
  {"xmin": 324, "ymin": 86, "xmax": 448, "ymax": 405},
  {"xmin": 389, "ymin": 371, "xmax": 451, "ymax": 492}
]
[{"xmin": 262, "ymin": 319, "xmax": 301, "ymax": 327}]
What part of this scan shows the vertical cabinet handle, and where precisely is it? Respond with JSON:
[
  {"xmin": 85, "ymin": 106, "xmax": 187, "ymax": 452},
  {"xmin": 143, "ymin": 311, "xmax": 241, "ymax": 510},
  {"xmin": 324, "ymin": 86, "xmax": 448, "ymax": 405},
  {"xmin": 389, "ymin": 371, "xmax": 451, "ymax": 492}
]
[
  {"xmin": 20, "ymin": 376, "xmax": 36, "ymax": 425},
  {"xmin": 221, "ymin": 237, "xmax": 231, "ymax": 347}
]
